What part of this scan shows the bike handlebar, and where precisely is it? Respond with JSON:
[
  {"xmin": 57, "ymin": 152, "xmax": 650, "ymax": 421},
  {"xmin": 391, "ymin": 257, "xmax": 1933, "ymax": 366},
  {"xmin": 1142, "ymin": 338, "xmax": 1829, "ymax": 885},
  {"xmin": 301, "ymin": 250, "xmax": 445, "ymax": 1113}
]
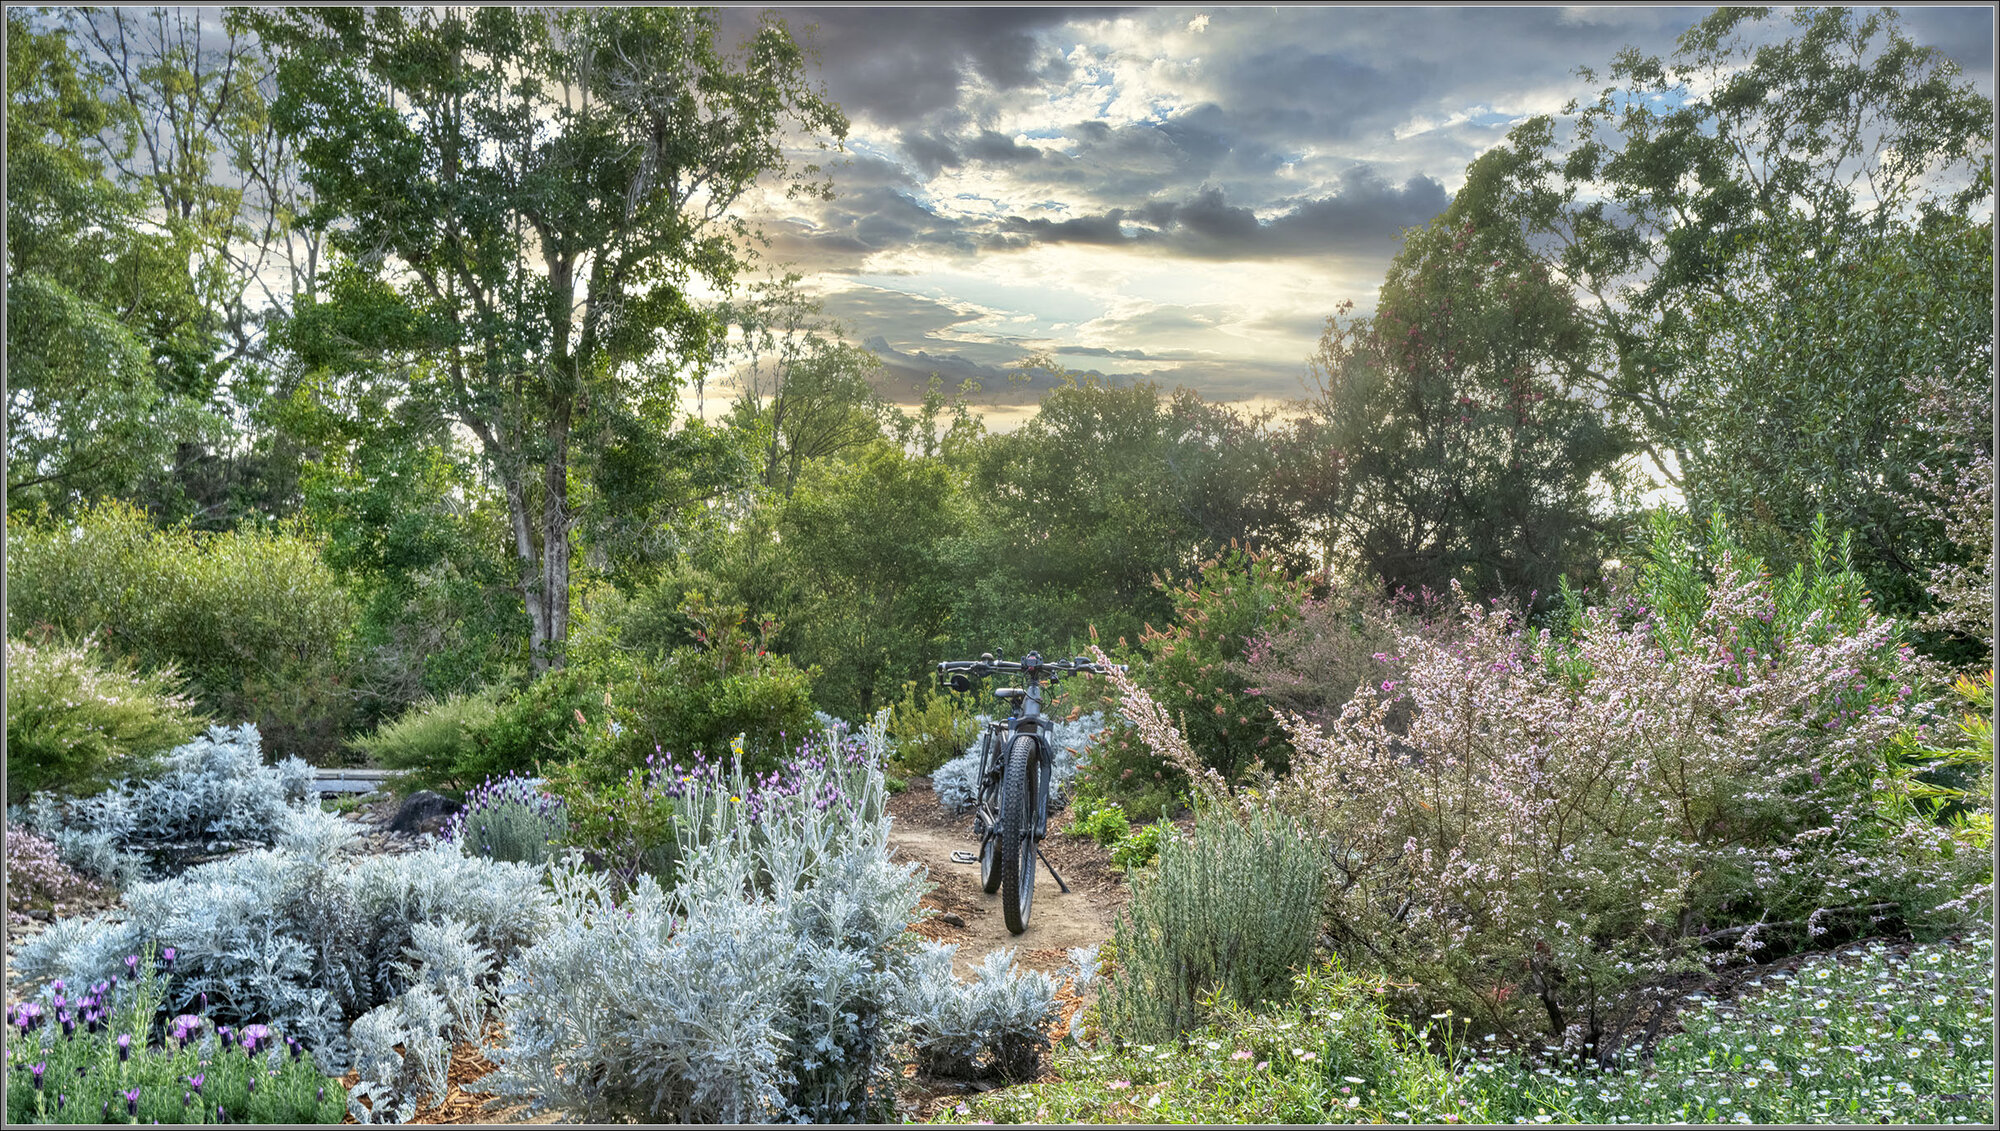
[{"xmin": 936, "ymin": 652, "xmax": 1126, "ymax": 682}]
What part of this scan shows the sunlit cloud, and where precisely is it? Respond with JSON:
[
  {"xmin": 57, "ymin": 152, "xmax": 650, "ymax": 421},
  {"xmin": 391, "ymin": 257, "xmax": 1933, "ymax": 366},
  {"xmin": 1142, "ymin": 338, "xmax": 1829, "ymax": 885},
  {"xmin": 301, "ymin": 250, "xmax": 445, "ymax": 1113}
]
[{"xmin": 712, "ymin": 5, "xmax": 1994, "ymax": 431}]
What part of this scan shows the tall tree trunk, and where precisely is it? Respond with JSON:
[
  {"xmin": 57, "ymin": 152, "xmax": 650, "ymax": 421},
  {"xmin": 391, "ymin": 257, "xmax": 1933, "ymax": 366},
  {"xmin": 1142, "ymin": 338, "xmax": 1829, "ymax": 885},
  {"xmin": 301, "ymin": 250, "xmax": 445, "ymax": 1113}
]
[
  {"xmin": 536, "ymin": 405, "xmax": 574, "ymax": 671},
  {"xmin": 499, "ymin": 470, "xmax": 551, "ymax": 672}
]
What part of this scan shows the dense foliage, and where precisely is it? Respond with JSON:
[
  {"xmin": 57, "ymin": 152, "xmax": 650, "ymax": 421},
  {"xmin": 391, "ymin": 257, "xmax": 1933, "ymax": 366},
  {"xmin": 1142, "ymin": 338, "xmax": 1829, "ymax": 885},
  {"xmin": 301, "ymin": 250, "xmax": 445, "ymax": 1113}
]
[
  {"xmin": 6, "ymin": 5, "xmax": 1992, "ymax": 1125},
  {"xmin": 954, "ymin": 933, "xmax": 1994, "ymax": 1125},
  {"xmin": 6, "ymin": 500, "xmax": 359, "ymax": 762},
  {"xmin": 1099, "ymin": 806, "xmax": 1327, "ymax": 1041},
  {"xmin": 5, "ymin": 950, "xmax": 348, "ymax": 1125},
  {"xmin": 4, "ymin": 636, "xmax": 205, "ymax": 804}
]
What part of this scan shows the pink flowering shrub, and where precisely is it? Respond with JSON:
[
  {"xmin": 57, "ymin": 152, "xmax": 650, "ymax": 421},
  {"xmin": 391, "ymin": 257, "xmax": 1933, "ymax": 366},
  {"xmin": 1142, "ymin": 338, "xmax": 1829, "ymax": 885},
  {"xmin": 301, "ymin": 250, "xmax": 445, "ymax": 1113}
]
[
  {"xmin": 4, "ymin": 828, "xmax": 112, "ymax": 928},
  {"xmin": 1236, "ymin": 583, "xmax": 1456, "ymax": 737},
  {"xmin": 1266, "ymin": 557, "xmax": 1979, "ymax": 1056},
  {"xmin": 1902, "ymin": 369, "xmax": 1992, "ymax": 661}
]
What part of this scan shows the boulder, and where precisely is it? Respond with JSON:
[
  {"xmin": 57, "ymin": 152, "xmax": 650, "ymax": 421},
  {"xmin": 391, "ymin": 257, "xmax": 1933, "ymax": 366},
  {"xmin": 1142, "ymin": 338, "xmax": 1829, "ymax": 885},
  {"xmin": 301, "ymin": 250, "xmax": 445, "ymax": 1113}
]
[{"xmin": 388, "ymin": 791, "xmax": 461, "ymax": 835}]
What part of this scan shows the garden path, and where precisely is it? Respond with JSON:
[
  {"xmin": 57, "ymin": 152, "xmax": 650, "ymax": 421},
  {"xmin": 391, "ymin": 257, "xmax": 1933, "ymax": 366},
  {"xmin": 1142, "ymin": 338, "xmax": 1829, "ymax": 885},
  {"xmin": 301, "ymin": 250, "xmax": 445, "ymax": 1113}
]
[{"xmin": 887, "ymin": 777, "xmax": 1127, "ymax": 982}]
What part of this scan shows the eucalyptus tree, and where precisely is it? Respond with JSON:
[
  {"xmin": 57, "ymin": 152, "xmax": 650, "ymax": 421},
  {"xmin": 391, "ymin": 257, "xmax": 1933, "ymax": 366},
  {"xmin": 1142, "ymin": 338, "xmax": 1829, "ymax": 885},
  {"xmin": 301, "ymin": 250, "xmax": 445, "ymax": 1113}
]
[
  {"xmin": 1466, "ymin": 7, "xmax": 1991, "ymax": 484},
  {"xmin": 724, "ymin": 279, "xmax": 892, "ymax": 498},
  {"xmin": 58, "ymin": 6, "xmax": 324, "ymax": 526},
  {"xmin": 1306, "ymin": 184, "xmax": 1632, "ymax": 606},
  {"xmin": 1454, "ymin": 5, "xmax": 1992, "ymax": 615},
  {"xmin": 244, "ymin": 7, "xmax": 846, "ymax": 669},
  {"xmin": 4, "ymin": 10, "xmax": 211, "ymax": 513}
]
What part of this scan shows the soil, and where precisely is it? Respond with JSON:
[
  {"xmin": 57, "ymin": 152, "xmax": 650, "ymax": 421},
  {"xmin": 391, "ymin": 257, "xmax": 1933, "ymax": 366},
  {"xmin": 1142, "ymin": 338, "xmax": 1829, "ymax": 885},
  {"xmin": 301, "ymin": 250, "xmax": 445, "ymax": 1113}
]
[{"xmin": 890, "ymin": 775, "xmax": 1128, "ymax": 981}]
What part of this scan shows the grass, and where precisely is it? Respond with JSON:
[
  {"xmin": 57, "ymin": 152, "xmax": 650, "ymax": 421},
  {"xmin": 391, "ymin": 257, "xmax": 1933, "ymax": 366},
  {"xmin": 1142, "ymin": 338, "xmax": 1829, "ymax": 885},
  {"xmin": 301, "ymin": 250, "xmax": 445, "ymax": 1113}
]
[{"xmin": 940, "ymin": 932, "xmax": 1995, "ymax": 1125}]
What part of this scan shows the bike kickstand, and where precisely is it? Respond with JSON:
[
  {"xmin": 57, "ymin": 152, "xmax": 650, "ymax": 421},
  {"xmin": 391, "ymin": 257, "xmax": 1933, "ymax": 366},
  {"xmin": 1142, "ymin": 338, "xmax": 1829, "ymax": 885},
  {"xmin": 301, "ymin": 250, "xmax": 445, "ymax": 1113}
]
[{"xmin": 1038, "ymin": 847, "xmax": 1071, "ymax": 894}]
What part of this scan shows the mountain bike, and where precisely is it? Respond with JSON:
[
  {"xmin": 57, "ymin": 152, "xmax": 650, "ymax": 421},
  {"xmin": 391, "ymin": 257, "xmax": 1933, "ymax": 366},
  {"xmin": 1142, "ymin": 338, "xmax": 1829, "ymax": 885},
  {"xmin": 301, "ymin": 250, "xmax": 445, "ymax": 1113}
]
[{"xmin": 936, "ymin": 651, "xmax": 1121, "ymax": 934}]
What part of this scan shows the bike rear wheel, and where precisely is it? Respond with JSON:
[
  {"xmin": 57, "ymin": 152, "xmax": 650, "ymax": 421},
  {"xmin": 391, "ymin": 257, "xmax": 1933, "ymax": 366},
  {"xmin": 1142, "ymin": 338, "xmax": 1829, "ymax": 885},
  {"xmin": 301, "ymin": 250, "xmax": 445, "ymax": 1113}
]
[
  {"xmin": 1000, "ymin": 733, "xmax": 1039, "ymax": 934},
  {"xmin": 978, "ymin": 731, "xmax": 1004, "ymax": 893}
]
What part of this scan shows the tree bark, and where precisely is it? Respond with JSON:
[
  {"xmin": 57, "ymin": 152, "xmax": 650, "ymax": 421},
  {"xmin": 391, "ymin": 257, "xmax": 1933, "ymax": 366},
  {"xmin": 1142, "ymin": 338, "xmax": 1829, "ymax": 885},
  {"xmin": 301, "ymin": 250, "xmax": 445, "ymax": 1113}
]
[{"xmin": 537, "ymin": 403, "xmax": 574, "ymax": 671}]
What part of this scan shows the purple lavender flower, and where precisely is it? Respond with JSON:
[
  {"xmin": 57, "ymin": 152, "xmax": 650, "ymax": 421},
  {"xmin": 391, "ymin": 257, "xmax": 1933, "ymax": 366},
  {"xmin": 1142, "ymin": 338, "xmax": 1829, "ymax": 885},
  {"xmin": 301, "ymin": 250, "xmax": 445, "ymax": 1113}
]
[
  {"xmin": 31, "ymin": 1061, "xmax": 46, "ymax": 1090},
  {"xmin": 188, "ymin": 1073, "xmax": 205, "ymax": 1095},
  {"xmin": 117, "ymin": 1033, "xmax": 132, "ymax": 1061},
  {"xmin": 124, "ymin": 1087, "xmax": 141, "ymax": 1117},
  {"xmin": 125, "ymin": 954, "xmax": 140, "ymax": 975},
  {"xmin": 162, "ymin": 947, "xmax": 176, "ymax": 970},
  {"xmin": 241, "ymin": 1023, "xmax": 271, "ymax": 1052}
]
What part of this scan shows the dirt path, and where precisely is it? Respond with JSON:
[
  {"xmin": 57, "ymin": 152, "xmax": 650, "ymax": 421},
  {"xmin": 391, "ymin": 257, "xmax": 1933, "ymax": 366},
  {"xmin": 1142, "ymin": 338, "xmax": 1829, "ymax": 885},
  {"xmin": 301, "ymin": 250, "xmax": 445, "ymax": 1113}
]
[{"xmin": 888, "ymin": 777, "xmax": 1127, "ymax": 982}]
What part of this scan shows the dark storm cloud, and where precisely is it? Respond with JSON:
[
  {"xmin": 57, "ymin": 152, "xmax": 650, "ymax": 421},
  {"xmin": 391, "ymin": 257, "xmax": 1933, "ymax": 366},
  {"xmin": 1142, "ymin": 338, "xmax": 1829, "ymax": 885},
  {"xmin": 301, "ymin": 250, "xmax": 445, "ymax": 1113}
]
[
  {"xmin": 772, "ymin": 165, "xmax": 1443, "ymax": 267},
  {"xmin": 721, "ymin": 5, "xmax": 1990, "ymax": 420},
  {"xmin": 991, "ymin": 170, "xmax": 1448, "ymax": 259},
  {"xmin": 722, "ymin": 7, "xmax": 1105, "ymax": 127},
  {"xmin": 1899, "ymin": 6, "xmax": 1995, "ymax": 86}
]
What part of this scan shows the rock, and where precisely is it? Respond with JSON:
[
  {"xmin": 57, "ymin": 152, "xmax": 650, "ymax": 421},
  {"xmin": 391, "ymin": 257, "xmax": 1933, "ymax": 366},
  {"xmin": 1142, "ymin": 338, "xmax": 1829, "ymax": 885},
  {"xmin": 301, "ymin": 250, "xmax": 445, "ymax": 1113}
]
[
  {"xmin": 389, "ymin": 791, "xmax": 461, "ymax": 835},
  {"xmin": 939, "ymin": 912, "xmax": 966, "ymax": 929}
]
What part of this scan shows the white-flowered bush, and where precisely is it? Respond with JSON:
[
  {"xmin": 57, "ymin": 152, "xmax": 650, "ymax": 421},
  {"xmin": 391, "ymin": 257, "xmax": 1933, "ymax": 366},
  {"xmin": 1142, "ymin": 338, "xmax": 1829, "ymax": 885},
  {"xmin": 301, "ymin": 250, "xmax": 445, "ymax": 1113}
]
[
  {"xmin": 900, "ymin": 943, "xmax": 1059, "ymax": 1081},
  {"xmin": 13, "ymin": 724, "xmax": 320, "ymax": 882},
  {"xmin": 488, "ymin": 725, "xmax": 928, "ymax": 1124},
  {"xmin": 932, "ymin": 711, "xmax": 1107, "ymax": 813},
  {"xmin": 12, "ymin": 841, "xmax": 552, "ymax": 1074}
]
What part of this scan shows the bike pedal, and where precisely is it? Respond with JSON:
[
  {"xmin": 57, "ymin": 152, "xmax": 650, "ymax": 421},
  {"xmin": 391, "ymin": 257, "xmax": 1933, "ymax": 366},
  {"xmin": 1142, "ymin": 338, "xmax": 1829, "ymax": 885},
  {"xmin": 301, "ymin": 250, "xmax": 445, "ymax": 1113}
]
[{"xmin": 950, "ymin": 850, "xmax": 979, "ymax": 865}]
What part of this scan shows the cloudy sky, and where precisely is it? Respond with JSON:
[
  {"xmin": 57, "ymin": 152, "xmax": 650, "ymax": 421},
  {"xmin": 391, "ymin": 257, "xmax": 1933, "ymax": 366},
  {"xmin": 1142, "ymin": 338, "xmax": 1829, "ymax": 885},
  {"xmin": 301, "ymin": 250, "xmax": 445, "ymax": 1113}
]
[{"xmin": 705, "ymin": 5, "xmax": 1994, "ymax": 429}]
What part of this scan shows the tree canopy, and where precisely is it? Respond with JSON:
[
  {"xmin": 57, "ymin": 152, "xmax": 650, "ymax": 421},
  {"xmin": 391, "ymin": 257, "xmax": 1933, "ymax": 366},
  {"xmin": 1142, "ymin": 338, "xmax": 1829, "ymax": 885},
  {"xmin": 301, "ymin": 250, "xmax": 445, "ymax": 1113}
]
[{"xmin": 245, "ymin": 6, "xmax": 847, "ymax": 669}]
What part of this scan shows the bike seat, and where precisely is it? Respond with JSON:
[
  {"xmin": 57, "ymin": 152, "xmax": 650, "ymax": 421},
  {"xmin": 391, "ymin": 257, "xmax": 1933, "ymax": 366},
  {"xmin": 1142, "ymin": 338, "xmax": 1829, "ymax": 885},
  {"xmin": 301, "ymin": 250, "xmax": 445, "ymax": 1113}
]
[{"xmin": 993, "ymin": 688, "xmax": 1027, "ymax": 703}]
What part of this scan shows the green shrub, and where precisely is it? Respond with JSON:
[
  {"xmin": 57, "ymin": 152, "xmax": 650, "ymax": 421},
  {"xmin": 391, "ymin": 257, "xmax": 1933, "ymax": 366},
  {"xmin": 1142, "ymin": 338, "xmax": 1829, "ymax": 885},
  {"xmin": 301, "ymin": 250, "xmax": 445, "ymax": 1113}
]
[
  {"xmin": 1100, "ymin": 806, "xmax": 1326, "ymax": 1041},
  {"xmin": 1082, "ymin": 547, "xmax": 1308, "ymax": 814},
  {"xmin": 1109, "ymin": 818, "xmax": 1168, "ymax": 869},
  {"xmin": 577, "ymin": 598, "xmax": 818, "ymax": 779},
  {"xmin": 473, "ymin": 665, "xmax": 611, "ymax": 784},
  {"xmin": 4, "ymin": 636, "xmax": 205, "ymax": 804},
  {"xmin": 885, "ymin": 679, "xmax": 977, "ymax": 776},
  {"xmin": 1067, "ymin": 799, "xmax": 1131, "ymax": 849},
  {"xmin": 6, "ymin": 500, "xmax": 359, "ymax": 763},
  {"xmin": 349, "ymin": 688, "xmax": 504, "ymax": 795}
]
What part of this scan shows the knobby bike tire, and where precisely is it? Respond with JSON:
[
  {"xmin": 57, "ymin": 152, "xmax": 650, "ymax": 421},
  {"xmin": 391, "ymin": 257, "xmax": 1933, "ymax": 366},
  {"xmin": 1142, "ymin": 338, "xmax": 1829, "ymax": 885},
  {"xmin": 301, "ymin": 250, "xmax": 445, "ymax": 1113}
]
[
  {"xmin": 979, "ymin": 732, "xmax": 1003, "ymax": 893},
  {"xmin": 1000, "ymin": 732, "xmax": 1039, "ymax": 934}
]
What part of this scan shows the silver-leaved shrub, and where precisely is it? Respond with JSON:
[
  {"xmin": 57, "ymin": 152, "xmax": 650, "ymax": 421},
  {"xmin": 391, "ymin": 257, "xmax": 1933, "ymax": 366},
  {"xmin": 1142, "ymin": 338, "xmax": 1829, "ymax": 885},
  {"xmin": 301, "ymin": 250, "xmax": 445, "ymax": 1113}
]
[
  {"xmin": 488, "ymin": 724, "xmax": 929, "ymax": 1124},
  {"xmin": 931, "ymin": 710, "xmax": 1107, "ymax": 813},
  {"xmin": 899, "ymin": 943, "xmax": 1058, "ymax": 1081},
  {"xmin": 12, "ymin": 841, "xmax": 551, "ymax": 1073},
  {"xmin": 15, "ymin": 724, "xmax": 320, "ymax": 881}
]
